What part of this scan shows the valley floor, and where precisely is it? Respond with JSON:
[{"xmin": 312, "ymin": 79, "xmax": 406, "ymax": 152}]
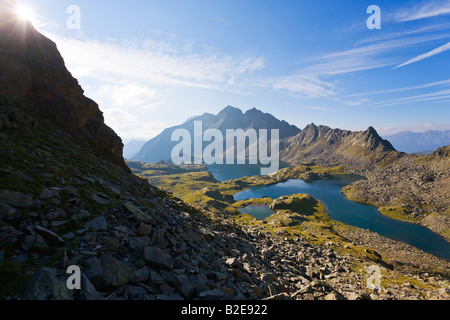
[{"xmin": 127, "ymin": 161, "xmax": 450, "ymax": 300}]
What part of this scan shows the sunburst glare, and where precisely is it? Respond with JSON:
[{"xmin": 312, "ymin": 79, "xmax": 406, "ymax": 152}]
[{"xmin": 16, "ymin": 5, "xmax": 34, "ymax": 21}]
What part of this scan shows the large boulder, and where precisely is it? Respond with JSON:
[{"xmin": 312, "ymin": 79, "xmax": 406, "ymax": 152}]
[
  {"xmin": 23, "ymin": 268, "xmax": 74, "ymax": 300},
  {"xmin": 143, "ymin": 246, "xmax": 173, "ymax": 271}
]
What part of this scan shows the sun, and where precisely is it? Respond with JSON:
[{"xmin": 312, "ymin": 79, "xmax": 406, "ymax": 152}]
[{"xmin": 16, "ymin": 6, "xmax": 34, "ymax": 21}]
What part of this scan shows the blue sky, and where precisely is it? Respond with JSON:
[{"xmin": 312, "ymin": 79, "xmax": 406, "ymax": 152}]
[{"xmin": 16, "ymin": 0, "xmax": 450, "ymax": 141}]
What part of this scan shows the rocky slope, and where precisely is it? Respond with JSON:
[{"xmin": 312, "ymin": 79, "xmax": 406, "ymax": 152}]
[
  {"xmin": 280, "ymin": 124, "xmax": 401, "ymax": 171},
  {"xmin": 343, "ymin": 146, "xmax": 450, "ymax": 240}
]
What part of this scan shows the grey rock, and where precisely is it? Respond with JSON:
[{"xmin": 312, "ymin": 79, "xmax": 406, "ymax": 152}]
[
  {"xmin": 63, "ymin": 232, "xmax": 75, "ymax": 240},
  {"xmin": 143, "ymin": 246, "xmax": 173, "ymax": 271},
  {"xmin": 149, "ymin": 270, "xmax": 166, "ymax": 286},
  {"xmin": 160, "ymin": 270, "xmax": 181, "ymax": 289},
  {"xmin": 261, "ymin": 247, "xmax": 275, "ymax": 259},
  {"xmin": 177, "ymin": 242, "xmax": 187, "ymax": 254},
  {"xmin": 130, "ymin": 267, "xmax": 150, "ymax": 283},
  {"xmin": 154, "ymin": 293, "xmax": 184, "ymax": 300},
  {"xmin": 51, "ymin": 221, "xmax": 67, "ymax": 228},
  {"xmin": 0, "ymin": 189, "xmax": 33, "ymax": 208},
  {"xmin": 347, "ymin": 292, "xmax": 364, "ymax": 300},
  {"xmin": 99, "ymin": 254, "xmax": 131, "ymax": 287},
  {"xmin": 325, "ymin": 292, "xmax": 346, "ymax": 300},
  {"xmin": 13, "ymin": 253, "xmax": 29, "ymax": 263},
  {"xmin": 79, "ymin": 274, "xmax": 104, "ymax": 300},
  {"xmin": 265, "ymin": 292, "xmax": 292, "ymax": 300},
  {"xmin": 71, "ymin": 210, "xmax": 91, "ymax": 221},
  {"xmin": 102, "ymin": 237, "xmax": 120, "ymax": 251},
  {"xmin": 46, "ymin": 208, "xmax": 66, "ymax": 221},
  {"xmin": 226, "ymin": 257, "xmax": 243, "ymax": 270},
  {"xmin": 0, "ymin": 202, "xmax": 22, "ymax": 220},
  {"xmin": 137, "ymin": 223, "xmax": 152, "ymax": 236},
  {"xmin": 91, "ymin": 193, "xmax": 111, "ymax": 205},
  {"xmin": 198, "ymin": 289, "xmax": 226, "ymax": 300},
  {"xmin": 178, "ymin": 274, "xmax": 195, "ymax": 299},
  {"xmin": 124, "ymin": 202, "xmax": 154, "ymax": 223},
  {"xmin": 23, "ymin": 267, "xmax": 74, "ymax": 300},
  {"xmin": 21, "ymin": 234, "xmax": 48, "ymax": 251},
  {"xmin": 302, "ymin": 293, "xmax": 315, "ymax": 300},
  {"xmin": 85, "ymin": 216, "xmax": 108, "ymax": 231},
  {"xmin": 82, "ymin": 257, "xmax": 104, "ymax": 287},
  {"xmin": 260, "ymin": 273, "xmax": 277, "ymax": 282},
  {"xmin": 40, "ymin": 188, "xmax": 59, "ymax": 200},
  {"xmin": 0, "ymin": 226, "xmax": 21, "ymax": 246},
  {"xmin": 124, "ymin": 285, "xmax": 147, "ymax": 299},
  {"xmin": 34, "ymin": 226, "xmax": 65, "ymax": 244},
  {"xmin": 108, "ymin": 185, "xmax": 121, "ymax": 195}
]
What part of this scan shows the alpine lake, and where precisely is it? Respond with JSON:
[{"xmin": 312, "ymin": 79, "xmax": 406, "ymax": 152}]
[{"xmin": 209, "ymin": 165, "xmax": 450, "ymax": 261}]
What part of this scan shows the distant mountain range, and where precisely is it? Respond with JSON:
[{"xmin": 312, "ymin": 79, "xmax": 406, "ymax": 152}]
[
  {"xmin": 131, "ymin": 106, "xmax": 399, "ymax": 170},
  {"xmin": 131, "ymin": 106, "xmax": 300, "ymax": 163},
  {"xmin": 123, "ymin": 139, "xmax": 147, "ymax": 159},
  {"xmin": 383, "ymin": 130, "xmax": 450, "ymax": 154}
]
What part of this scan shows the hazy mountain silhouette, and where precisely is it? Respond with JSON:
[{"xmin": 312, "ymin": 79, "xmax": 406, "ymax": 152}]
[
  {"xmin": 383, "ymin": 130, "xmax": 450, "ymax": 154},
  {"xmin": 131, "ymin": 106, "xmax": 300, "ymax": 163}
]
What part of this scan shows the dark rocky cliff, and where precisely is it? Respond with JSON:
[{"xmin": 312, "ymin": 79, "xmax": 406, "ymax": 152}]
[{"xmin": 0, "ymin": 0, "xmax": 126, "ymax": 169}]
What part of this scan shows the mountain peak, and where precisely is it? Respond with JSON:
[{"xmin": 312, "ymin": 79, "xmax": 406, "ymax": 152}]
[
  {"xmin": 216, "ymin": 105, "xmax": 243, "ymax": 118},
  {"xmin": 366, "ymin": 126, "xmax": 379, "ymax": 136},
  {"xmin": 304, "ymin": 123, "xmax": 318, "ymax": 131},
  {"xmin": 245, "ymin": 107, "xmax": 260, "ymax": 115},
  {"xmin": 358, "ymin": 126, "xmax": 396, "ymax": 153},
  {"xmin": 132, "ymin": 105, "xmax": 300, "ymax": 162},
  {"xmin": 222, "ymin": 105, "xmax": 242, "ymax": 112}
]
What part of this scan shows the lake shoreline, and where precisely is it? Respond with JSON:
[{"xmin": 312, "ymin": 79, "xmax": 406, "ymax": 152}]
[
  {"xmin": 231, "ymin": 176, "xmax": 450, "ymax": 261},
  {"xmin": 334, "ymin": 221, "xmax": 450, "ymax": 271},
  {"xmin": 220, "ymin": 166, "xmax": 450, "ymax": 247}
]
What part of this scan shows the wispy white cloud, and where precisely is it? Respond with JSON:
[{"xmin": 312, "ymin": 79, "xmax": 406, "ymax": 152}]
[
  {"xmin": 394, "ymin": 42, "xmax": 450, "ymax": 69},
  {"xmin": 111, "ymin": 84, "xmax": 158, "ymax": 109},
  {"xmin": 266, "ymin": 33, "xmax": 450, "ymax": 99},
  {"xmin": 330, "ymin": 97, "xmax": 369, "ymax": 107},
  {"xmin": 307, "ymin": 106, "xmax": 329, "ymax": 111},
  {"xmin": 268, "ymin": 75, "xmax": 336, "ymax": 98},
  {"xmin": 46, "ymin": 32, "xmax": 265, "ymax": 92},
  {"xmin": 395, "ymin": 0, "xmax": 450, "ymax": 22},
  {"xmin": 346, "ymin": 79, "xmax": 450, "ymax": 97},
  {"xmin": 356, "ymin": 24, "xmax": 450, "ymax": 46},
  {"xmin": 371, "ymin": 88, "xmax": 450, "ymax": 107},
  {"xmin": 306, "ymin": 34, "xmax": 449, "ymax": 76},
  {"xmin": 103, "ymin": 108, "xmax": 167, "ymax": 140}
]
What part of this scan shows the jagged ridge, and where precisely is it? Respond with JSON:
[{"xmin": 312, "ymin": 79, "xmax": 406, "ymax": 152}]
[
  {"xmin": 280, "ymin": 123, "xmax": 400, "ymax": 170},
  {"xmin": 132, "ymin": 106, "xmax": 301, "ymax": 163}
]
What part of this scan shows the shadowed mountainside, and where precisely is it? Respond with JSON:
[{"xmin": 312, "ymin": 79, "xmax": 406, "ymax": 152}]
[
  {"xmin": 0, "ymin": 0, "xmax": 126, "ymax": 169},
  {"xmin": 132, "ymin": 106, "xmax": 301, "ymax": 163}
]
